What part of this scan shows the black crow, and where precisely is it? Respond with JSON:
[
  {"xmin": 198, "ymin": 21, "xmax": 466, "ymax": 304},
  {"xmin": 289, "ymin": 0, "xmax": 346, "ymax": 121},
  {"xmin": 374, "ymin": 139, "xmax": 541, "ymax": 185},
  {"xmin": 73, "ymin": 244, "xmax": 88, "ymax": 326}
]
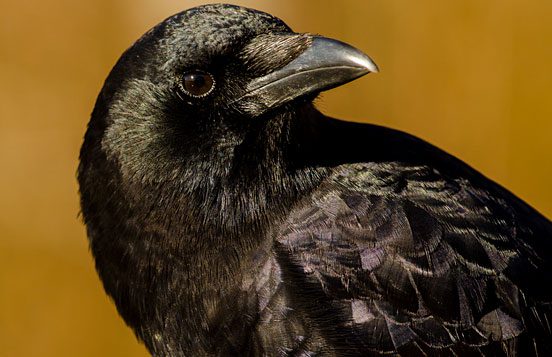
[{"xmin": 78, "ymin": 4, "xmax": 552, "ymax": 356}]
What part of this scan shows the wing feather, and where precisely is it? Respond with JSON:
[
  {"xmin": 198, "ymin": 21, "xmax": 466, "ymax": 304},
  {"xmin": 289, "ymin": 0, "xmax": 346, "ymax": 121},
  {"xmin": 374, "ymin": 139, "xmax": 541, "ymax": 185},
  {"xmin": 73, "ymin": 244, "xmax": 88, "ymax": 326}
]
[{"xmin": 274, "ymin": 162, "xmax": 552, "ymax": 355}]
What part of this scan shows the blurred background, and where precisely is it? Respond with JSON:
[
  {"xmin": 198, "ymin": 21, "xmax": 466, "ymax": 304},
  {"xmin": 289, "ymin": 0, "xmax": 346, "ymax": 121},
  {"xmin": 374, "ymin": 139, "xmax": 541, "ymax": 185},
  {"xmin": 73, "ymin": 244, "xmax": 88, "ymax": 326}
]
[{"xmin": 1, "ymin": 0, "xmax": 551, "ymax": 355}]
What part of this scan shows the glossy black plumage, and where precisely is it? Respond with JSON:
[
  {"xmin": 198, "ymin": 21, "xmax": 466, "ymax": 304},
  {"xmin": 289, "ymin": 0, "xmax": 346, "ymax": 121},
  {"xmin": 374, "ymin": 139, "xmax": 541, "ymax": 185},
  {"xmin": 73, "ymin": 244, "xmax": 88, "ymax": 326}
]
[{"xmin": 78, "ymin": 4, "xmax": 552, "ymax": 356}]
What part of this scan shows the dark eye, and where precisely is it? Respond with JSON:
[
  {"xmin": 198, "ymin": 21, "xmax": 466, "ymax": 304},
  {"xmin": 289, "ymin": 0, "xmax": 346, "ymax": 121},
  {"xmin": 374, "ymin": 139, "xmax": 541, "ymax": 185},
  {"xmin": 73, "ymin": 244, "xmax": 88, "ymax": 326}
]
[{"xmin": 179, "ymin": 70, "xmax": 215, "ymax": 98}]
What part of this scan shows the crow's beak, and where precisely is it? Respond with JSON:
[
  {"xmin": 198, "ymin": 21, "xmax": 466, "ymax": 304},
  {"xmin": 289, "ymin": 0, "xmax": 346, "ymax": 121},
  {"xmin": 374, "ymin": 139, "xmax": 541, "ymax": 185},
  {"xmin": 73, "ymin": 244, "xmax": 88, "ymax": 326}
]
[{"xmin": 236, "ymin": 36, "xmax": 378, "ymax": 114}]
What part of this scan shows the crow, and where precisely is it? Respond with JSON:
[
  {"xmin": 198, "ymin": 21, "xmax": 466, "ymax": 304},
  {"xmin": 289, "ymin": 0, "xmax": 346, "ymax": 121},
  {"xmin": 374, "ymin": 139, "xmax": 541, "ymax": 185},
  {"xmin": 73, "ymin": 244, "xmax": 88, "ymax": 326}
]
[{"xmin": 78, "ymin": 4, "xmax": 552, "ymax": 356}]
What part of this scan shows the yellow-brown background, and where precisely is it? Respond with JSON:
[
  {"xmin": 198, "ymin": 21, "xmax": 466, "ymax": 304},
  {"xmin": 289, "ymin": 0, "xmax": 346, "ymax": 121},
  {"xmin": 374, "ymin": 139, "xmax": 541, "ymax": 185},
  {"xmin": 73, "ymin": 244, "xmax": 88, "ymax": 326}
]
[{"xmin": 1, "ymin": 1, "xmax": 551, "ymax": 356}]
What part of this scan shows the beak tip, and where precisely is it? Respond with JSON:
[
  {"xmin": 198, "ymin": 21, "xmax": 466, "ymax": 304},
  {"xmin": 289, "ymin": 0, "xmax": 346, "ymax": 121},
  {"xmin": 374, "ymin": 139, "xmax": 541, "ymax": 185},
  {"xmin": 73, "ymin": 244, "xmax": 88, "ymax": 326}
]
[
  {"xmin": 314, "ymin": 36, "xmax": 378, "ymax": 75},
  {"xmin": 348, "ymin": 51, "xmax": 379, "ymax": 74},
  {"xmin": 370, "ymin": 62, "xmax": 380, "ymax": 73},
  {"xmin": 363, "ymin": 60, "xmax": 379, "ymax": 74}
]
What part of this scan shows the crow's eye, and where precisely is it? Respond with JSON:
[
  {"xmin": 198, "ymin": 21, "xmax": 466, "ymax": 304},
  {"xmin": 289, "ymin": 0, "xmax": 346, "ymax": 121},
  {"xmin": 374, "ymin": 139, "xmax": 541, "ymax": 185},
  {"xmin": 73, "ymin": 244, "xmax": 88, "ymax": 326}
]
[{"xmin": 179, "ymin": 71, "xmax": 215, "ymax": 98}]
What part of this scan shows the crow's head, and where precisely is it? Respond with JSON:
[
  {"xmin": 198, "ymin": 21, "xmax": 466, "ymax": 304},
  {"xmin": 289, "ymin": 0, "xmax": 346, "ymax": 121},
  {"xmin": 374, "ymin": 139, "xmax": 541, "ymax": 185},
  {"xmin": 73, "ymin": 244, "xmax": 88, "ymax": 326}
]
[
  {"xmin": 81, "ymin": 3, "xmax": 379, "ymax": 240},
  {"xmin": 88, "ymin": 4, "xmax": 377, "ymax": 189},
  {"xmin": 81, "ymin": 2, "xmax": 379, "ymax": 253}
]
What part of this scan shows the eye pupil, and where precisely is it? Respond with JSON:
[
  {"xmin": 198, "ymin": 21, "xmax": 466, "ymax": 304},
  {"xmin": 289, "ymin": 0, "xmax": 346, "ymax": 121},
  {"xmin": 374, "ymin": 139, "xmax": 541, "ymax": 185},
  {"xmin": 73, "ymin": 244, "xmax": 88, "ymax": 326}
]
[{"xmin": 181, "ymin": 71, "xmax": 214, "ymax": 97}]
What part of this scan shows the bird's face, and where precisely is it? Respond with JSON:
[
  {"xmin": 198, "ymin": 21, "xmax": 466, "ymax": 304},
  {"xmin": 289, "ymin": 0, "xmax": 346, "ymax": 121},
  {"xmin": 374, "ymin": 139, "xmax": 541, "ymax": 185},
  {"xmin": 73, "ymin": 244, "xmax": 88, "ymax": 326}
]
[{"xmin": 98, "ymin": 4, "xmax": 377, "ymax": 184}]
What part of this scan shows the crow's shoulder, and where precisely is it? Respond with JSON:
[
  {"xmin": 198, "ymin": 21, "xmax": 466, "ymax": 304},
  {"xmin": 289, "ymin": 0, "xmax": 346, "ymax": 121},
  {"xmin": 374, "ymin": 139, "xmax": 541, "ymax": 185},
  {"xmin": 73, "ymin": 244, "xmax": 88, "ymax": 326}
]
[{"xmin": 273, "ymin": 162, "xmax": 552, "ymax": 355}]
